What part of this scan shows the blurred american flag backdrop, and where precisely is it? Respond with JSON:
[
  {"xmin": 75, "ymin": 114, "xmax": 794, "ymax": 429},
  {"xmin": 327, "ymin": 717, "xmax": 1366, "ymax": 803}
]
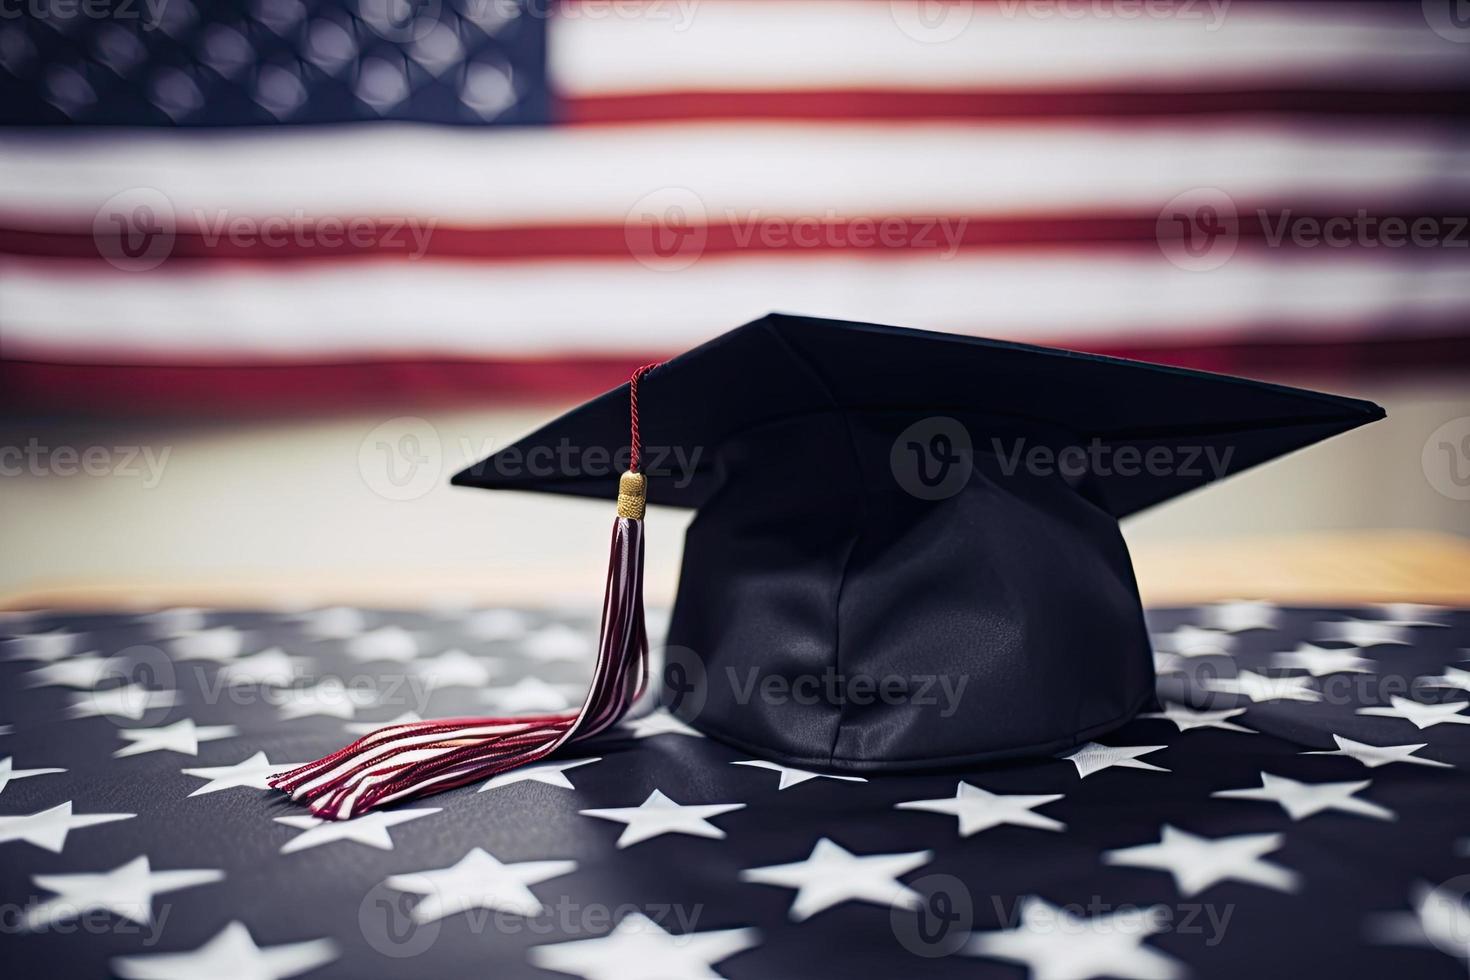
[{"xmin": 2, "ymin": 0, "xmax": 1469, "ymax": 413}]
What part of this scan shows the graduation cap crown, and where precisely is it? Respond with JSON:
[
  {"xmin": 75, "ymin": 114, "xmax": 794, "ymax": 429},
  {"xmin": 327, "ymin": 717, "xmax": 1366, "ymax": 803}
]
[{"xmin": 274, "ymin": 314, "xmax": 1384, "ymax": 816}]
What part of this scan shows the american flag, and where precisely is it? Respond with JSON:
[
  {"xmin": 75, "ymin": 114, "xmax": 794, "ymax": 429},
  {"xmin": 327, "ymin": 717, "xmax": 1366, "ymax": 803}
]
[
  {"xmin": 1, "ymin": 601, "xmax": 1469, "ymax": 978},
  {"xmin": 1, "ymin": 0, "xmax": 1469, "ymax": 414}
]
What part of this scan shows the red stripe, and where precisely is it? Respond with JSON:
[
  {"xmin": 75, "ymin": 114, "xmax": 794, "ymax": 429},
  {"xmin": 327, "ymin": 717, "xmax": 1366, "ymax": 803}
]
[
  {"xmin": 6, "ymin": 210, "xmax": 1468, "ymax": 263},
  {"xmin": 5, "ymin": 334, "xmax": 1467, "ymax": 416},
  {"xmin": 562, "ymin": 89, "xmax": 1470, "ymax": 126}
]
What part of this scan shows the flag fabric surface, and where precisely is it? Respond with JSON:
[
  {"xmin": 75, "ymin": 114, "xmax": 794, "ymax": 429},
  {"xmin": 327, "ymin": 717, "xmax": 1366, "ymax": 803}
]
[
  {"xmin": 1, "ymin": 601, "xmax": 1468, "ymax": 978},
  {"xmin": 2, "ymin": 0, "xmax": 1470, "ymax": 413}
]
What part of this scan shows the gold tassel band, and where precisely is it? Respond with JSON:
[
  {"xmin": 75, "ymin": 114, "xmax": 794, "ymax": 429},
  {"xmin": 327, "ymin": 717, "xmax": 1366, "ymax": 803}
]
[{"xmin": 617, "ymin": 471, "xmax": 647, "ymax": 520}]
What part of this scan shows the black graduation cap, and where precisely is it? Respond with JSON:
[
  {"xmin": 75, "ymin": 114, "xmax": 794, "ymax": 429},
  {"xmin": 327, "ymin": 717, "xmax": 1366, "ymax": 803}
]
[{"xmin": 452, "ymin": 313, "xmax": 1384, "ymax": 773}]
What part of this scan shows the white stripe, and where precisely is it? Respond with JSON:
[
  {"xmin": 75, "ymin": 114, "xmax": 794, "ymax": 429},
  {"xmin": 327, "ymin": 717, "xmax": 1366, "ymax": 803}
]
[
  {"xmin": 552, "ymin": 1, "xmax": 1470, "ymax": 95},
  {"xmin": 4, "ymin": 251, "xmax": 1466, "ymax": 362},
  {"xmin": 1, "ymin": 122, "xmax": 1466, "ymax": 225}
]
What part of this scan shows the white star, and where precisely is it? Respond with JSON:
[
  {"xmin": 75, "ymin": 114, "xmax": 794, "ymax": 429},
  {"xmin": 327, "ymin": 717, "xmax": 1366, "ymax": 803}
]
[
  {"xmin": 138, "ymin": 607, "xmax": 208, "ymax": 634},
  {"xmin": 112, "ymin": 920, "xmax": 339, "ymax": 980},
  {"xmin": 896, "ymin": 781, "xmax": 1064, "ymax": 836},
  {"xmin": 479, "ymin": 677, "xmax": 577, "ymax": 714},
  {"xmin": 966, "ymin": 896, "xmax": 1186, "ymax": 980},
  {"xmin": 731, "ymin": 760, "xmax": 867, "ymax": 790},
  {"xmin": 1305, "ymin": 734, "xmax": 1451, "ymax": 769},
  {"xmin": 1271, "ymin": 642, "xmax": 1374, "ymax": 676},
  {"xmin": 67, "ymin": 684, "xmax": 179, "ymax": 720},
  {"xmin": 297, "ymin": 605, "xmax": 367, "ymax": 640},
  {"xmin": 3, "ymin": 630, "xmax": 80, "ymax": 662},
  {"xmin": 1152, "ymin": 651, "xmax": 1183, "ymax": 674},
  {"xmin": 463, "ymin": 608, "xmax": 529, "ymax": 641},
  {"xmin": 0, "ymin": 756, "xmax": 65, "ymax": 795},
  {"xmin": 1104, "ymin": 824, "xmax": 1298, "ymax": 896},
  {"xmin": 528, "ymin": 913, "xmax": 759, "ymax": 980},
  {"xmin": 217, "ymin": 648, "xmax": 307, "ymax": 687},
  {"xmin": 623, "ymin": 710, "xmax": 703, "ymax": 740},
  {"xmin": 25, "ymin": 653, "xmax": 112, "ymax": 689},
  {"xmin": 1213, "ymin": 771, "xmax": 1393, "ymax": 821},
  {"xmin": 520, "ymin": 623, "xmax": 594, "ymax": 662},
  {"xmin": 1139, "ymin": 704, "xmax": 1253, "ymax": 733},
  {"xmin": 479, "ymin": 757, "xmax": 599, "ymax": 792},
  {"xmin": 168, "ymin": 627, "xmax": 245, "ymax": 662},
  {"xmin": 741, "ymin": 837, "xmax": 930, "ymax": 921},
  {"xmin": 24, "ymin": 855, "xmax": 223, "ymax": 929},
  {"xmin": 581, "ymin": 789, "xmax": 743, "ymax": 849},
  {"xmin": 274, "ymin": 679, "xmax": 376, "ymax": 720},
  {"xmin": 1200, "ymin": 600, "xmax": 1280, "ymax": 633},
  {"xmin": 274, "ymin": 808, "xmax": 440, "ymax": 854},
  {"xmin": 1358, "ymin": 696, "xmax": 1470, "ymax": 730},
  {"xmin": 1316, "ymin": 618, "xmax": 1411, "ymax": 647},
  {"xmin": 1372, "ymin": 603, "xmax": 1450, "ymax": 628},
  {"xmin": 1419, "ymin": 666, "xmax": 1470, "ymax": 694},
  {"xmin": 345, "ymin": 711, "xmax": 424, "ymax": 736},
  {"xmin": 412, "ymin": 648, "xmax": 500, "ymax": 689},
  {"xmin": 0, "ymin": 801, "xmax": 134, "ymax": 852},
  {"xmin": 1202, "ymin": 669, "xmax": 1320, "ymax": 703},
  {"xmin": 385, "ymin": 847, "xmax": 576, "ymax": 923},
  {"xmin": 1063, "ymin": 742, "xmax": 1169, "ymax": 778},
  {"xmin": 1152, "ymin": 624, "xmax": 1234, "ymax": 657},
  {"xmin": 344, "ymin": 626, "xmax": 418, "ymax": 662},
  {"xmin": 1369, "ymin": 882, "xmax": 1470, "ymax": 962},
  {"xmin": 182, "ymin": 751, "xmax": 304, "ymax": 796},
  {"xmin": 114, "ymin": 719, "xmax": 239, "ymax": 758}
]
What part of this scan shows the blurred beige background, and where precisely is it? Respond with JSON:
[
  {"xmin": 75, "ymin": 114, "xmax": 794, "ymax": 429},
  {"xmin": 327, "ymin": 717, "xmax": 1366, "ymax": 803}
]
[{"xmin": 3, "ymin": 372, "xmax": 1467, "ymax": 609}]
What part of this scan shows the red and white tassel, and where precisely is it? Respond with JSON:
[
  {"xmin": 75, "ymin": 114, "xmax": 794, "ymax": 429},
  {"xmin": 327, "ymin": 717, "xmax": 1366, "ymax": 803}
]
[{"xmin": 270, "ymin": 366, "xmax": 658, "ymax": 819}]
